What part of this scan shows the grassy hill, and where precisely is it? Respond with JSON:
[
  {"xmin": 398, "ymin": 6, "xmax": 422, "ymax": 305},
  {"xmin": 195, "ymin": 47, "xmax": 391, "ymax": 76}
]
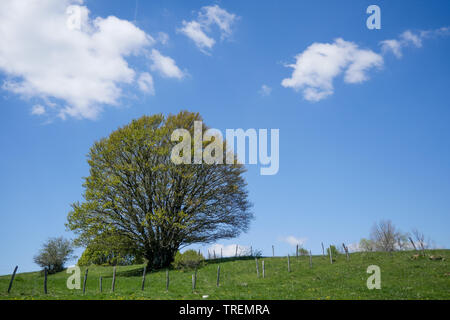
[{"xmin": 1, "ymin": 250, "xmax": 449, "ymax": 300}]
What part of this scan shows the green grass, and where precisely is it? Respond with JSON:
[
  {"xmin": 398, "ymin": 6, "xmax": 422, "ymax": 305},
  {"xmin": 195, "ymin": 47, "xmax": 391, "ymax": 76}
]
[{"xmin": 1, "ymin": 250, "xmax": 449, "ymax": 300}]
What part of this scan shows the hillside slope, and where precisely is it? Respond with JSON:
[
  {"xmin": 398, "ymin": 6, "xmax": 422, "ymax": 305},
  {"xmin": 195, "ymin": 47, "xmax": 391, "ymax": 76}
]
[{"xmin": 1, "ymin": 250, "xmax": 449, "ymax": 300}]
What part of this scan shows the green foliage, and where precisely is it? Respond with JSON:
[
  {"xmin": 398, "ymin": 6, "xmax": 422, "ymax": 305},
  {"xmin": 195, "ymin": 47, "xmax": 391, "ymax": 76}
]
[
  {"xmin": 77, "ymin": 231, "xmax": 143, "ymax": 267},
  {"xmin": 252, "ymin": 249, "xmax": 263, "ymax": 258},
  {"xmin": 359, "ymin": 238, "xmax": 375, "ymax": 252},
  {"xmin": 33, "ymin": 237, "xmax": 75, "ymax": 274},
  {"xmin": 3, "ymin": 250, "xmax": 449, "ymax": 300},
  {"xmin": 77, "ymin": 247, "xmax": 105, "ymax": 266},
  {"xmin": 66, "ymin": 111, "xmax": 253, "ymax": 270},
  {"xmin": 326, "ymin": 245, "xmax": 340, "ymax": 258},
  {"xmin": 298, "ymin": 247, "xmax": 309, "ymax": 256},
  {"xmin": 77, "ymin": 247, "xmax": 142, "ymax": 267},
  {"xmin": 172, "ymin": 250, "xmax": 204, "ymax": 270}
]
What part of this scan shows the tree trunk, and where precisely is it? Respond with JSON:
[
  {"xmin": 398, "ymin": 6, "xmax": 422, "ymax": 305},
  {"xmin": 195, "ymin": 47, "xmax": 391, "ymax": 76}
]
[{"xmin": 145, "ymin": 247, "xmax": 177, "ymax": 270}]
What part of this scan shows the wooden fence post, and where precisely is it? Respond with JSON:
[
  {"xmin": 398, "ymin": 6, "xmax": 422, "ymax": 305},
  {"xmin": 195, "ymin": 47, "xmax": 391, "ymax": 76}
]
[
  {"xmin": 409, "ymin": 237, "xmax": 418, "ymax": 251},
  {"xmin": 221, "ymin": 248, "xmax": 223, "ymax": 259},
  {"xmin": 329, "ymin": 246, "xmax": 333, "ymax": 264},
  {"xmin": 213, "ymin": 250, "xmax": 216, "ymax": 259},
  {"xmin": 288, "ymin": 255, "xmax": 291, "ymax": 272},
  {"xmin": 44, "ymin": 268, "xmax": 48, "ymax": 294},
  {"xmin": 192, "ymin": 268, "xmax": 198, "ymax": 292},
  {"xmin": 262, "ymin": 260, "xmax": 265, "ymax": 278},
  {"xmin": 250, "ymin": 246, "xmax": 253, "ymax": 257},
  {"xmin": 235, "ymin": 245, "xmax": 238, "ymax": 257},
  {"xmin": 99, "ymin": 276, "xmax": 103, "ymax": 293},
  {"xmin": 272, "ymin": 245, "xmax": 275, "ymax": 257},
  {"xmin": 7, "ymin": 266, "xmax": 18, "ymax": 294},
  {"xmin": 111, "ymin": 266, "xmax": 116, "ymax": 292},
  {"xmin": 322, "ymin": 242, "xmax": 325, "ymax": 256},
  {"xmin": 309, "ymin": 250, "xmax": 313, "ymax": 268},
  {"xmin": 255, "ymin": 258, "xmax": 259, "ymax": 277},
  {"xmin": 194, "ymin": 268, "xmax": 198, "ymax": 290},
  {"xmin": 342, "ymin": 243, "xmax": 349, "ymax": 261},
  {"xmin": 82, "ymin": 268, "xmax": 88, "ymax": 295},
  {"xmin": 216, "ymin": 266, "xmax": 221, "ymax": 287},
  {"xmin": 296, "ymin": 244, "xmax": 299, "ymax": 258},
  {"xmin": 166, "ymin": 269, "xmax": 169, "ymax": 291},
  {"xmin": 141, "ymin": 266, "xmax": 147, "ymax": 291}
]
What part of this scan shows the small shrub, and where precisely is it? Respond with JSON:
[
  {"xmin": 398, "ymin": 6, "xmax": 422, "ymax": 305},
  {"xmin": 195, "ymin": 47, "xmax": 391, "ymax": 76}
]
[
  {"xmin": 359, "ymin": 238, "xmax": 375, "ymax": 252},
  {"xmin": 172, "ymin": 250, "xmax": 204, "ymax": 270},
  {"xmin": 326, "ymin": 245, "xmax": 340, "ymax": 259},
  {"xmin": 34, "ymin": 237, "xmax": 75, "ymax": 274},
  {"xmin": 252, "ymin": 249, "xmax": 263, "ymax": 258},
  {"xmin": 298, "ymin": 247, "xmax": 309, "ymax": 256}
]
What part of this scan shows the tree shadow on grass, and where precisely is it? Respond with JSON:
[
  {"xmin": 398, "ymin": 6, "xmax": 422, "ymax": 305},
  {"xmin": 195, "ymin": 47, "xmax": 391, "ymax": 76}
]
[
  {"xmin": 113, "ymin": 266, "xmax": 147, "ymax": 278},
  {"xmin": 89, "ymin": 256, "xmax": 261, "ymax": 278}
]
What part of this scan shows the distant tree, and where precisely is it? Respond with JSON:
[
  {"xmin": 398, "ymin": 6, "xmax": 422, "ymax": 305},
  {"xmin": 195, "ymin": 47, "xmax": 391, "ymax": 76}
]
[
  {"xmin": 67, "ymin": 112, "xmax": 253, "ymax": 270},
  {"xmin": 297, "ymin": 247, "xmax": 309, "ymax": 256},
  {"xmin": 252, "ymin": 249, "xmax": 263, "ymax": 258},
  {"xmin": 359, "ymin": 238, "xmax": 375, "ymax": 252},
  {"xmin": 326, "ymin": 245, "xmax": 339, "ymax": 258},
  {"xmin": 411, "ymin": 228, "xmax": 430, "ymax": 255},
  {"xmin": 370, "ymin": 220, "xmax": 402, "ymax": 252},
  {"xmin": 396, "ymin": 232, "xmax": 409, "ymax": 251},
  {"xmin": 33, "ymin": 237, "xmax": 75, "ymax": 274}
]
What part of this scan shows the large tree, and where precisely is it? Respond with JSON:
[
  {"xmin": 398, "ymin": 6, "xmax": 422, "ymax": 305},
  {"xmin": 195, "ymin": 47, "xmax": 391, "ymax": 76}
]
[{"xmin": 67, "ymin": 111, "xmax": 252, "ymax": 269}]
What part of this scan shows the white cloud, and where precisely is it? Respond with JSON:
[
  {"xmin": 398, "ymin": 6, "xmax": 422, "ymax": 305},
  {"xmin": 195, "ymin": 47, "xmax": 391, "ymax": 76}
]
[
  {"xmin": 282, "ymin": 38, "xmax": 383, "ymax": 102},
  {"xmin": 157, "ymin": 32, "xmax": 170, "ymax": 45},
  {"xmin": 283, "ymin": 27, "xmax": 449, "ymax": 102},
  {"xmin": 199, "ymin": 5, "xmax": 237, "ymax": 40},
  {"xmin": 179, "ymin": 21, "xmax": 215, "ymax": 52},
  {"xmin": 31, "ymin": 105, "xmax": 46, "ymax": 116},
  {"xmin": 435, "ymin": 26, "xmax": 450, "ymax": 36},
  {"xmin": 0, "ymin": 0, "xmax": 182, "ymax": 120},
  {"xmin": 381, "ymin": 31, "xmax": 421, "ymax": 58},
  {"xmin": 344, "ymin": 49, "xmax": 384, "ymax": 83},
  {"xmin": 178, "ymin": 5, "xmax": 237, "ymax": 54},
  {"xmin": 401, "ymin": 30, "xmax": 423, "ymax": 48},
  {"xmin": 381, "ymin": 27, "xmax": 450, "ymax": 59},
  {"xmin": 259, "ymin": 84, "xmax": 272, "ymax": 97},
  {"xmin": 137, "ymin": 72, "xmax": 155, "ymax": 95},
  {"xmin": 380, "ymin": 39, "xmax": 403, "ymax": 58},
  {"xmin": 149, "ymin": 49, "xmax": 185, "ymax": 79},
  {"xmin": 282, "ymin": 236, "xmax": 307, "ymax": 247}
]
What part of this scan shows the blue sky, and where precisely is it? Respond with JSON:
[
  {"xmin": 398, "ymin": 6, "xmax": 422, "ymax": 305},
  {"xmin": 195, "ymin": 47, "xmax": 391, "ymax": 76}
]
[{"xmin": 0, "ymin": 0, "xmax": 449, "ymax": 275}]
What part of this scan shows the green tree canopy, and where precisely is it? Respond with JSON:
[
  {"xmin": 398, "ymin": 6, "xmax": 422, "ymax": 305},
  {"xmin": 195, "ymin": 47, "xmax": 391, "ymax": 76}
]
[
  {"xmin": 67, "ymin": 111, "xmax": 252, "ymax": 269},
  {"xmin": 77, "ymin": 231, "xmax": 143, "ymax": 266},
  {"xmin": 34, "ymin": 237, "xmax": 75, "ymax": 274}
]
